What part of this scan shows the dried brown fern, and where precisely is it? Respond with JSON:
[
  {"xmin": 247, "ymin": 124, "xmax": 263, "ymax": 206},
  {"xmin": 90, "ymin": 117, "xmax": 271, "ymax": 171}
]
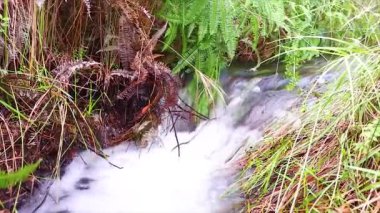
[
  {"xmin": 118, "ymin": 15, "xmax": 141, "ymax": 70},
  {"xmin": 100, "ymin": 3, "xmax": 179, "ymax": 146}
]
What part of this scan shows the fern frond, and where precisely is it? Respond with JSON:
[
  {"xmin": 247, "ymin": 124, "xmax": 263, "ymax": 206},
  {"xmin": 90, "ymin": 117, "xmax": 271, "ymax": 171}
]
[
  {"xmin": 197, "ymin": 10, "xmax": 209, "ymax": 42},
  {"xmin": 220, "ymin": 0, "xmax": 238, "ymax": 59},
  {"xmin": 160, "ymin": 0, "xmax": 207, "ymax": 26},
  {"xmin": 184, "ymin": 0, "xmax": 208, "ymax": 25},
  {"xmin": 255, "ymin": 0, "xmax": 287, "ymax": 33},
  {"xmin": 173, "ymin": 45, "xmax": 199, "ymax": 73},
  {"xmin": 0, "ymin": 159, "xmax": 41, "ymax": 189},
  {"xmin": 209, "ymin": 0, "xmax": 220, "ymax": 35},
  {"xmin": 163, "ymin": 23, "xmax": 179, "ymax": 50},
  {"xmin": 251, "ymin": 16, "xmax": 260, "ymax": 49}
]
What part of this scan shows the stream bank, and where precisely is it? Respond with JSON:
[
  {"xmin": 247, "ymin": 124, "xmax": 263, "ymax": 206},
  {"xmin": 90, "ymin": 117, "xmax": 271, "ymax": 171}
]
[{"xmin": 20, "ymin": 58, "xmax": 339, "ymax": 213}]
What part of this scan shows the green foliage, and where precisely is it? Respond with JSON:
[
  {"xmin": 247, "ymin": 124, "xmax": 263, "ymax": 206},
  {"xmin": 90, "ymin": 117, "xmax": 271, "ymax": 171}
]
[
  {"xmin": 0, "ymin": 159, "xmax": 41, "ymax": 189},
  {"xmin": 361, "ymin": 118, "xmax": 380, "ymax": 144},
  {"xmin": 0, "ymin": 13, "xmax": 10, "ymax": 33},
  {"xmin": 160, "ymin": 0, "xmax": 380, "ymax": 113},
  {"xmin": 74, "ymin": 46, "xmax": 88, "ymax": 60},
  {"xmin": 356, "ymin": 118, "xmax": 380, "ymax": 157},
  {"xmin": 160, "ymin": 0, "xmax": 239, "ymax": 115},
  {"xmin": 237, "ymin": 48, "xmax": 380, "ymax": 211}
]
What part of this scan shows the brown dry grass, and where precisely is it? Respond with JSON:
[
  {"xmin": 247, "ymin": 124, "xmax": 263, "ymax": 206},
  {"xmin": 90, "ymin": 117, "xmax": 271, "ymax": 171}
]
[{"xmin": 0, "ymin": 0, "xmax": 181, "ymax": 210}]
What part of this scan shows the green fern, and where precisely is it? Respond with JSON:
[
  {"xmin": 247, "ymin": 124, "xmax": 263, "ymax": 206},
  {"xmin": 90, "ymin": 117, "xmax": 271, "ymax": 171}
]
[
  {"xmin": 173, "ymin": 45, "xmax": 200, "ymax": 74},
  {"xmin": 163, "ymin": 23, "xmax": 179, "ymax": 51},
  {"xmin": 160, "ymin": 0, "xmax": 380, "ymax": 114},
  {"xmin": 220, "ymin": 0, "xmax": 238, "ymax": 59},
  {"xmin": 209, "ymin": 0, "xmax": 220, "ymax": 35},
  {"xmin": 255, "ymin": 0, "xmax": 287, "ymax": 34},
  {"xmin": 160, "ymin": 0, "xmax": 238, "ymax": 114},
  {"xmin": 0, "ymin": 159, "xmax": 41, "ymax": 189}
]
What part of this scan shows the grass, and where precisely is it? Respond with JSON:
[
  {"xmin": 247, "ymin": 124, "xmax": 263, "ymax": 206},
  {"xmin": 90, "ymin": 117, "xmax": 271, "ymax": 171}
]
[
  {"xmin": 233, "ymin": 4, "xmax": 380, "ymax": 210},
  {"xmin": 236, "ymin": 41, "xmax": 380, "ymax": 211},
  {"xmin": 1, "ymin": 0, "xmax": 380, "ymax": 211},
  {"xmin": 0, "ymin": 0, "xmax": 178, "ymax": 210},
  {"xmin": 0, "ymin": 68, "xmax": 104, "ymax": 209}
]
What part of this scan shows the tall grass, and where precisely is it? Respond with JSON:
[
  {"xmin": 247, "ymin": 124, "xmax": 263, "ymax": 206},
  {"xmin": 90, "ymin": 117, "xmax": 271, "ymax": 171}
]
[
  {"xmin": 237, "ymin": 35, "xmax": 380, "ymax": 212},
  {"xmin": 233, "ymin": 1, "xmax": 380, "ymax": 211}
]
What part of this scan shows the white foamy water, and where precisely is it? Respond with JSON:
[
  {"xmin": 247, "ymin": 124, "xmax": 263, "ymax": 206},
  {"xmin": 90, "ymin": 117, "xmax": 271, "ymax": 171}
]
[
  {"xmin": 21, "ymin": 107, "xmax": 261, "ymax": 213},
  {"xmin": 21, "ymin": 60, "xmax": 338, "ymax": 213}
]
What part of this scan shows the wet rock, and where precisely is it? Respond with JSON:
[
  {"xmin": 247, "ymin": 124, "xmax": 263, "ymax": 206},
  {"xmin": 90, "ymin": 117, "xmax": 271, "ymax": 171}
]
[{"xmin": 74, "ymin": 177, "xmax": 94, "ymax": 190}]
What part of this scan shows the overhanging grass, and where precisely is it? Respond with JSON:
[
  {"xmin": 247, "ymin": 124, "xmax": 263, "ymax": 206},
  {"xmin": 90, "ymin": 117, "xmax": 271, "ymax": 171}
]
[{"xmin": 237, "ymin": 45, "xmax": 380, "ymax": 211}]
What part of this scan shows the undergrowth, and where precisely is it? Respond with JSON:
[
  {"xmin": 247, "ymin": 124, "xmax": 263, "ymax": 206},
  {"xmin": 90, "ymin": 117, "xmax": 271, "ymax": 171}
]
[
  {"xmin": 0, "ymin": 0, "xmax": 179, "ymax": 210},
  {"xmin": 236, "ymin": 26, "xmax": 380, "ymax": 213},
  {"xmin": 159, "ymin": 0, "xmax": 380, "ymax": 114},
  {"xmin": 219, "ymin": 1, "xmax": 380, "ymax": 211},
  {"xmin": 1, "ymin": 0, "xmax": 380, "ymax": 211}
]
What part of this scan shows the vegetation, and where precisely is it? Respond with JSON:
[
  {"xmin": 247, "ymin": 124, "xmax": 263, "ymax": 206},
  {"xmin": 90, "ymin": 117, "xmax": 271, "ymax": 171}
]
[
  {"xmin": 158, "ymin": 2, "xmax": 380, "ymax": 209},
  {"xmin": 0, "ymin": 160, "xmax": 40, "ymax": 190},
  {"xmin": 0, "ymin": 0, "xmax": 379, "ymax": 212},
  {"xmin": 0, "ymin": 0, "xmax": 179, "ymax": 210},
  {"xmin": 159, "ymin": 0, "xmax": 380, "ymax": 113},
  {"xmin": 232, "ymin": 1, "xmax": 380, "ymax": 212},
  {"xmin": 0, "ymin": 159, "xmax": 40, "ymax": 209},
  {"xmin": 237, "ymin": 45, "xmax": 380, "ymax": 212}
]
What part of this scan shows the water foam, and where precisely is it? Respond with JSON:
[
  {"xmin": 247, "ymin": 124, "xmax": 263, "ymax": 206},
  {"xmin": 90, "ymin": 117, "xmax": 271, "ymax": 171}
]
[{"xmin": 21, "ymin": 64, "xmax": 336, "ymax": 213}]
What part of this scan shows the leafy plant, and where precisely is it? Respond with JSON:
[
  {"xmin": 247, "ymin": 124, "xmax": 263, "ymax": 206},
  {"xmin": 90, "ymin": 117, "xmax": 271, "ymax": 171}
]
[
  {"xmin": 160, "ymin": 0, "xmax": 380, "ymax": 113},
  {"xmin": 159, "ymin": 0, "xmax": 239, "ymax": 114},
  {"xmin": 0, "ymin": 159, "xmax": 41, "ymax": 189},
  {"xmin": 0, "ymin": 13, "xmax": 10, "ymax": 33}
]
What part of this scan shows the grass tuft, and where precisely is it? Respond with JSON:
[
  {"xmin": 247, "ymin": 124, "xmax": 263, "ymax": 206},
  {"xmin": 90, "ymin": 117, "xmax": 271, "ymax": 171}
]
[{"xmin": 238, "ymin": 45, "xmax": 380, "ymax": 211}]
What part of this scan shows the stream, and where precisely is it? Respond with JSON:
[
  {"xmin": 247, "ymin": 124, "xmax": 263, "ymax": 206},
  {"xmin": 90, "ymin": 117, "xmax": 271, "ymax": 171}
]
[{"xmin": 20, "ymin": 58, "xmax": 340, "ymax": 213}]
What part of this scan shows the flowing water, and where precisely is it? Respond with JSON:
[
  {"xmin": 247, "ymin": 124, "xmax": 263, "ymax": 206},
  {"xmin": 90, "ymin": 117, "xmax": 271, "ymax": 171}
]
[{"xmin": 20, "ymin": 59, "xmax": 340, "ymax": 213}]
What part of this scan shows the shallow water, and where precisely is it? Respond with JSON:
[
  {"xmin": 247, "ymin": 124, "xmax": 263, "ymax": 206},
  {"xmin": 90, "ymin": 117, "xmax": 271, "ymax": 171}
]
[{"xmin": 21, "ymin": 60, "xmax": 339, "ymax": 213}]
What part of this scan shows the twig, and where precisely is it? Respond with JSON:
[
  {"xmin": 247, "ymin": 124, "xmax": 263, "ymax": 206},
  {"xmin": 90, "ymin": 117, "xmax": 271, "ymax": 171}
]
[
  {"xmin": 169, "ymin": 109, "xmax": 180, "ymax": 157},
  {"xmin": 169, "ymin": 114, "xmax": 181, "ymax": 132},
  {"xmin": 31, "ymin": 182, "xmax": 54, "ymax": 213},
  {"xmin": 177, "ymin": 96, "xmax": 209, "ymax": 120},
  {"xmin": 87, "ymin": 146, "xmax": 123, "ymax": 169},
  {"xmin": 171, "ymin": 141, "xmax": 190, "ymax": 151}
]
